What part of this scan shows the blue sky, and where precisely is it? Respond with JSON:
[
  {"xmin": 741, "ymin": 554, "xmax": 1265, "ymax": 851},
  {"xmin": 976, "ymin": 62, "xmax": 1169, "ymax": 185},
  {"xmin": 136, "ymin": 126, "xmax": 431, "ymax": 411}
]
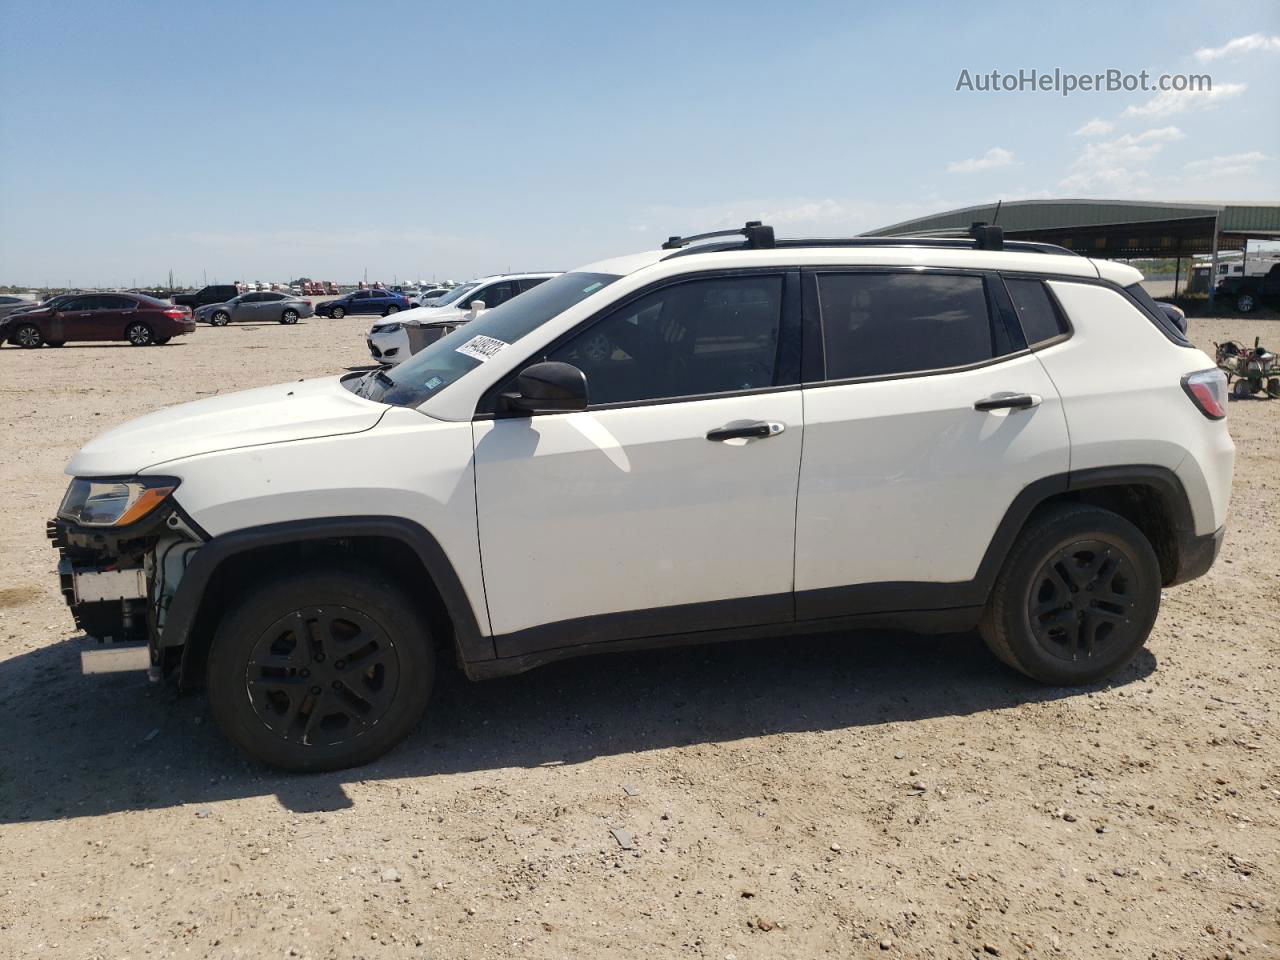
[{"xmin": 1, "ymin": 0, "xmax": 1276, "ymax": 286}]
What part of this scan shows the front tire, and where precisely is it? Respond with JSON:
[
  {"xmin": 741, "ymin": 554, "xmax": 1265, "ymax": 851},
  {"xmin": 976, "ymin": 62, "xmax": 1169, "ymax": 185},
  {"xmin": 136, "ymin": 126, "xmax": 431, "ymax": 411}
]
[
  {"xmin": 281, "ymin": 309, "xmax": 299, "ymax": 325},
  {"xmin": 206, "ymin": 568, "xmax": 434, "ymax": 772},
  {"xmin": 330, "ymin": 306, "xmax": 345, "ymax": 319},
  {"xmin": 980, "ymin": 505, "xmax": 1161, "ymax": 685},
  {"xmin": 210, "ymin": 311, "xmax": 231, "ymax": 327},
  {"xmin": 14, "ymin": 323, "xmax": 43, "ymax": 348},
  {"xmin": 125, "ymin": 321, "xmax": 154, "ymax": 346}
]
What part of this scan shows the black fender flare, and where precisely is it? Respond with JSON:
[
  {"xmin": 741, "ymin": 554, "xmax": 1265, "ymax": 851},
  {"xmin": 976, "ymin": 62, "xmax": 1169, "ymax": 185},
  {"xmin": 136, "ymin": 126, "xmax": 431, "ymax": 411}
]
[
  {"xmin": 971, "ymin": 464, "xmax": 1196, "ymax": 595},
  {"xmin": 166, "ymin": 516, "xmax": 490, "ymax": 680}
]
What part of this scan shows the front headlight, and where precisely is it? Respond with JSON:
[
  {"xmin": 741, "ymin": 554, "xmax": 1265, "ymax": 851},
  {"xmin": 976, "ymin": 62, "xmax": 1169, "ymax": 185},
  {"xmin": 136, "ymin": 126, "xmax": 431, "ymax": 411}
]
[
  {"xmin": 58, "ymin": 476, "xmax": 180, "ymax": 527},
  {"xmin": 374, "ymin": 322, "xmax": 402, "ymax": 334}
]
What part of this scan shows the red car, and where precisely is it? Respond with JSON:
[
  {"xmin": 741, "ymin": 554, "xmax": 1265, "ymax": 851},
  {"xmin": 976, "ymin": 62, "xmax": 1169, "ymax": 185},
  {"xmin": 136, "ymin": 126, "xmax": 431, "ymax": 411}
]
[{"xmin": 3, "ymin": 293, "xmax": 196, "ymax": 348}]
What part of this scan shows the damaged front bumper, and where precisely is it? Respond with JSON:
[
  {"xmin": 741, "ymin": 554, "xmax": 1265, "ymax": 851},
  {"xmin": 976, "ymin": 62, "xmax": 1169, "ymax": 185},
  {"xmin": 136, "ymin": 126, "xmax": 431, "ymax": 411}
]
[{"xmin": 47, "ymin": 507, "xmax": 206, "ymax": 674}]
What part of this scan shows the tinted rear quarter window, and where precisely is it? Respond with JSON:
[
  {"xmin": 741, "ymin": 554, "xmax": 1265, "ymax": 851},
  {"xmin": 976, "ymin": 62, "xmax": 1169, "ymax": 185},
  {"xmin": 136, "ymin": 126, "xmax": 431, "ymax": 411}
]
[
  {"xmin": 817, "ymin": 273, "xmax": 998, "ymax": 379},
  {"xmin": 1003, "ymin": 278, "xmax": 1069, "ymax": 345}
]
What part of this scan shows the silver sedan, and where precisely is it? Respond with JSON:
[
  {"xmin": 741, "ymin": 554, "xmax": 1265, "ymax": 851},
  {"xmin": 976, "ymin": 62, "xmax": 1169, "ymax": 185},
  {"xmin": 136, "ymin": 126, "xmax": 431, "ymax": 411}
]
[{"xmin": 195, "ymin": 291, "xmax": 314, "ymax": 326}]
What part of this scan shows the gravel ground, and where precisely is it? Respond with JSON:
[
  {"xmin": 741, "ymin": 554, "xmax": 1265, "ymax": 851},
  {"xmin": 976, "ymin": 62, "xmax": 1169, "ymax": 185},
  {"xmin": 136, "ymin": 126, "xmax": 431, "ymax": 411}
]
[{"xmin": 0, "ymin": 316, "xmax": 1277, "ymax": 960}]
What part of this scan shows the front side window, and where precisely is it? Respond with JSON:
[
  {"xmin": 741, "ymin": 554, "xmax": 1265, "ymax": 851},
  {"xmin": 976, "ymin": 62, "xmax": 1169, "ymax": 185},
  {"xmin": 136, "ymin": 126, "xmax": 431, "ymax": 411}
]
[
  {"xmin": 1004, "ymin": 278, "xmax": 1068, "ymax": 346},
  {"xmin": 547, "ymin": 275, "xmax": 786, "ymax": 407},
  {"xmin": 816, "ymin": 272, "xmax": 999, "ymax": 380}
]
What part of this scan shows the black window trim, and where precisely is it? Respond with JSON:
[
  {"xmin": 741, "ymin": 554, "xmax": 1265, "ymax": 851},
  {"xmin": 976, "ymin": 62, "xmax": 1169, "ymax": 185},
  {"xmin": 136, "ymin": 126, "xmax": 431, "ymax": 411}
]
[
  {"xmin": 801, "ymin": 265, "xmax": 1033, "ymax": 389},
  {"xmin": 996, "ymin": 272, "xmax": 1076, "ymax": 352},
  {"xmin": 474, "ymin": 266, "xmax": 804, "ymax": 419}
]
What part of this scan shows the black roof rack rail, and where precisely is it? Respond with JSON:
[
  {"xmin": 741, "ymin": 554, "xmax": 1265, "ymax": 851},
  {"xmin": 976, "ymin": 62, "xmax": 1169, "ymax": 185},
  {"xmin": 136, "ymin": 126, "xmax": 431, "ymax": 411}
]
[
  {"xmin": 659, "ymin": 225, "xmax": 1080, "ymax": 260},
  {"xmin": 661, "ymin": 220, "xmax": 775, "ymax": 251}
]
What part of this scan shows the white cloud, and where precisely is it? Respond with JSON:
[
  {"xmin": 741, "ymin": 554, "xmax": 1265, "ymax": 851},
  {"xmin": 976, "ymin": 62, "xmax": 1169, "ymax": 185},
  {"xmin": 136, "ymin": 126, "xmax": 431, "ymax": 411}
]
[
  {"xmin": 1059, "ymin": 127, "xmax": 1185, "ymax": 193},
  {"xmin": 1194, "ymin": 34, "xmax": 1280, "ymax": 62},
  {"xmin": 1074, "ymin": 118, "xmax": 1114, "ymax": 137},
  {"xmin": 946, "ymin": 147, "xmax": 1015, "ymax": 173},
  {"xmin": 1123, "ymin": 82, "xmax": 1246, "ymax": 117},
  {"xmin": 1184, "ymin": 151, "xmax": 1267, "ymax": 177}
]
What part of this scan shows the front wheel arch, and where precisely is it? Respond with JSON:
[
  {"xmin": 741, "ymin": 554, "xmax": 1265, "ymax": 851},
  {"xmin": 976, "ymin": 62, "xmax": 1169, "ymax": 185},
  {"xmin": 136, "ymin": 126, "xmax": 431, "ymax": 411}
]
[{"xmin": 173, "ymin": 520, "xmax": 485, "ymax": 689}]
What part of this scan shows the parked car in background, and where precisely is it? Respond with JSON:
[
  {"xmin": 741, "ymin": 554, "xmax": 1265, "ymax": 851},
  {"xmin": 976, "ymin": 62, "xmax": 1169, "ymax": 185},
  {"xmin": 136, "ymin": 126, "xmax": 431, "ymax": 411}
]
[
  {"xmin": 1217, "ymin": 263, "xmax": 1280, "ymax": 313},
  {"xmin": 172, "ymin": 285, "xmax": 241, "ymax": 313},
  {"xmin": 368, "ymin": 273, "xmax": 557, "ymax": 365},
  {"xmin": 195, "ymin": 291, "xmax": 314, "ymax": 326},
  {"xmin": 4, "ymin": 293, "xmax": 194, "ymax": 347},
  {"xmin": 314, "ymin": 288, "xmax": 411, "ymax": 319},
  {"xmin": 0, "ymin": 295, "xmax": 35, "ymax": 320},
  {"xmin": 409, "ymin": 286, "xmax": 452, "ymax": 307}
]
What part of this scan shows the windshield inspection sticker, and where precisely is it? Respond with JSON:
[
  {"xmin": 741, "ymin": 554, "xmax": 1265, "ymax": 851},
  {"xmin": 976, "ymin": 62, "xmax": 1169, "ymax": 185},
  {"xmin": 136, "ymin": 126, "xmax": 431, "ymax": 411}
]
[{"xmin": 455, "ymin": 335, "xmax": 509, "ymax": 363}]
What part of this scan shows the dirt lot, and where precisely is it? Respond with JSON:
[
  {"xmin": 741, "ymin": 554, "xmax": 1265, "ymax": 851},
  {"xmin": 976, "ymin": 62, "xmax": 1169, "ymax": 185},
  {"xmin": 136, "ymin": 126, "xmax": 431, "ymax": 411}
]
[{"xmin": 0, "ymin": 316, "xmax": 1277, "ymax": 960}]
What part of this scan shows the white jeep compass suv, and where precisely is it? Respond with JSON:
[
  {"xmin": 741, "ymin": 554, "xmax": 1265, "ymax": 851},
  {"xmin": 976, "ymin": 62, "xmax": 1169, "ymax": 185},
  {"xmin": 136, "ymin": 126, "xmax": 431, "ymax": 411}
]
[{"xmin": 50, "ymin": 222, "xmax": 1233, "ymax": 771}]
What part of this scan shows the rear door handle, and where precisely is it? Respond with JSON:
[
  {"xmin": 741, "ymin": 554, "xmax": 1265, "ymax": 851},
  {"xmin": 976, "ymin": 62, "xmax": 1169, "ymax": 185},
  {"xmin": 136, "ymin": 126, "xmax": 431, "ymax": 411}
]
[
  {"xmin": 706, "ymin": 421, "xmax": 785, "ymax": 441},
  {"xmin": 974, "ymin": 393, "xmax": 1041, "ymax": 412}
]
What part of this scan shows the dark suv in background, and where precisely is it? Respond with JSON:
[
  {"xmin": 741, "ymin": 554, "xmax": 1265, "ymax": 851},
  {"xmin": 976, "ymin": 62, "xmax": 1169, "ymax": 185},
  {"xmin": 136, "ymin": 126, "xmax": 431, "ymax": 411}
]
[
  {"xmin": 3, "ymin": 293, "xmax": 196, "ymax": 347},
  {"xmin": 171, "ymin": 284, "xmax": 241, "ymax": 312}
]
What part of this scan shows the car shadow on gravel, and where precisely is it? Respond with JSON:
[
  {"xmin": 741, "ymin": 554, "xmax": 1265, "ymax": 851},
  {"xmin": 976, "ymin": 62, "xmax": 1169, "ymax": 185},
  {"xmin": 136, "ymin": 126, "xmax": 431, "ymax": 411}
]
[{"xmin": 0, "ymin": 629, "xmax": 1155, "ymax": 823}]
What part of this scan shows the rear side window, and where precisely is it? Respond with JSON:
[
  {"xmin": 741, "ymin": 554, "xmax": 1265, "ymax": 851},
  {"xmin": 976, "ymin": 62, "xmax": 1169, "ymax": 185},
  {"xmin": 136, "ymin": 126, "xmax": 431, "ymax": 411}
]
[
  {"xmin": 1004, "ymin": 278, "xmax": 1069, "ymax": 345},
  {"xmin": 816, "ymin": 273, "xmax": 1000, "ymax": 379}
]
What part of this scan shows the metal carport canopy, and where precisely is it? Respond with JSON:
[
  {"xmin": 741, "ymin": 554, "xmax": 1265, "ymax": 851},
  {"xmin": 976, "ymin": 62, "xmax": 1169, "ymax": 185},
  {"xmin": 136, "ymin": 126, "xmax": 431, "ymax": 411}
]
[{"xmin": 863, "ymin": 199, "xmax": 1280, "ymax": 258}]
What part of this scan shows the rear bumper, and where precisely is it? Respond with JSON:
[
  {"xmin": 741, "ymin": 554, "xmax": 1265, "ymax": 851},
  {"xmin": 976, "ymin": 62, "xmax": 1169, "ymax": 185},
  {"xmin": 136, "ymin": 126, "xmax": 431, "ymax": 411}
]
[{"xmin": 1169, "ymin": 524, "xmax": 1225, "ymax": 586}]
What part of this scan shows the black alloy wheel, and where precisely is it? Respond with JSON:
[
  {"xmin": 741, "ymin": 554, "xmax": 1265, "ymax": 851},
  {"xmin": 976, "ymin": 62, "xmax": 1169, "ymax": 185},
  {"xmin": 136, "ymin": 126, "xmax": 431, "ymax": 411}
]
[
  {"xmin": 245, "ymin": 606, "xmax": 401, "ymax": 748},
  {"xmin": 1027, "ymin": 541, "xmax": 1137, "ymax": 662}
]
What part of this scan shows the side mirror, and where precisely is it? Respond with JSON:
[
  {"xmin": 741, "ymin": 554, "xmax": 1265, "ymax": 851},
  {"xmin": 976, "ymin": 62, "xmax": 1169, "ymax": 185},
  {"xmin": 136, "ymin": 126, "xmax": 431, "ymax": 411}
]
[
  {"xmin": 504, "ymin": 361, "xmax": 588, "ymax": 414},
  {"xmin": 468, "ymin": 299, "xmax": 486, "ymax": 315}
]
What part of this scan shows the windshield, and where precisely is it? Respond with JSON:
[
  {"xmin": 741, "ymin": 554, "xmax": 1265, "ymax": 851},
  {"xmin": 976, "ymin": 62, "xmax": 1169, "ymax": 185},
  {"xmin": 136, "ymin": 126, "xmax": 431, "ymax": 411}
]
[
  {"xmin": 355, "ymin": 272, "xmax": 620, "ymax": 407},
  {"xmin": 429, "ymin": 282, "xmax": 480, "ymax": 307}
]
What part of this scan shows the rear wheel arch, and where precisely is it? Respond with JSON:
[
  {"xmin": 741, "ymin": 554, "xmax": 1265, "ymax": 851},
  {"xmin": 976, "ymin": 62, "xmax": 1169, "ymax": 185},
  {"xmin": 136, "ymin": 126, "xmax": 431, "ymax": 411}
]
[
  {"xmin": 173, "ymin": 518, "xmax": 487, "ymax": 689},
  {"xmin": 976, "ymin": 466, "xmax": 1195, "ymax": 598}
]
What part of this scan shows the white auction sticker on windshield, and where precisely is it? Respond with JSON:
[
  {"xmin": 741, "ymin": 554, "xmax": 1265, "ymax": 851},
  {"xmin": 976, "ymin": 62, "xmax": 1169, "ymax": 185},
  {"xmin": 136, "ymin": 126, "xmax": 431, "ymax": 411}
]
[{"xmin": 455, "ymin": 335, "xmax": 509, "ymax": 362}]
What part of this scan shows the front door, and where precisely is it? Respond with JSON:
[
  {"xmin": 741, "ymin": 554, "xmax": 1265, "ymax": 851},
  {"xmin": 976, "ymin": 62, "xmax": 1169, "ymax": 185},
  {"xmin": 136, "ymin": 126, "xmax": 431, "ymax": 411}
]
[
  {"xmin": 473, "ymin": 271, "xmax": 804, "ymax": 656},
  {"xmin": 793, "ymin": 269, "xmax": 1070, "ymax": 618}
]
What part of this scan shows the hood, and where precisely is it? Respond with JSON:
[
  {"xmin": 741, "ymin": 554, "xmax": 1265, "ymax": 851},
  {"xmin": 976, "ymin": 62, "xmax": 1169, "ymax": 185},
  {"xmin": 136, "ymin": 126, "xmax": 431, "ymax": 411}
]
[{"xmin": 67, "ymin": 375, "xmax": 388, "ymax": 476}]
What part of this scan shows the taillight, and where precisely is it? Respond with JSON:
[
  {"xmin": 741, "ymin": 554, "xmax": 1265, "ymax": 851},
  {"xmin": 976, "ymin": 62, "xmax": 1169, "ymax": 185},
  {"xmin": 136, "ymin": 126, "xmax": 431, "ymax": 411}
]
[{"xmin": 1182, "ymin": 369, "xmax": 1227, "ymax": 420}]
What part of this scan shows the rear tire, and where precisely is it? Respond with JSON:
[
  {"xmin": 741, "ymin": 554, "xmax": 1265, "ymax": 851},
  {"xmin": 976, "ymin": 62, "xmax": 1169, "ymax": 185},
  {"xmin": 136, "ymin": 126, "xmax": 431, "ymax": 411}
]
[
  {"xmin": 1233, "ymin": 378, "xmax": 1253, "ymax": 400},
  {"xmin": 384, "ymin": 305, "xmax": 400, "ymax": 317},
  {"xmin": 206, "ymin": 568, "xmax": 434, "ymax": 772},
  {"xmin": 125, "ymin": 321, "xmax": 154, "ymax": 346},
  {"xmin": 14, "ymin": 323, "xmax": 42, "ymax": 348},
  {"xmin": 980, "ymin": 505, "xmax": 1161, "ymax": 686},
  {"xmin": 281, "ymin": 309, "xmax": 299, "ymax": 325},
  {"xmin": 1236, "ymin": 293, "xmax": 1256, "ymax": 313},
  {"xmin": 1267, "ymin": 377, "xmax": 1280, "ymax": 399}
]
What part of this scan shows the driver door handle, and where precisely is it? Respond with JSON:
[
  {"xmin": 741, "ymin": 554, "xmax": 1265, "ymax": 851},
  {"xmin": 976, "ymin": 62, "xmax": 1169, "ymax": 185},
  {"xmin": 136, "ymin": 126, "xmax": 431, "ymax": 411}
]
[
  {"xmin": 706, "ymin": 421, "xmax": 785, "ymax": 441},
  {"xmin": 974, "ymin": 393, "xmax": 1042, "ymax": 411}
]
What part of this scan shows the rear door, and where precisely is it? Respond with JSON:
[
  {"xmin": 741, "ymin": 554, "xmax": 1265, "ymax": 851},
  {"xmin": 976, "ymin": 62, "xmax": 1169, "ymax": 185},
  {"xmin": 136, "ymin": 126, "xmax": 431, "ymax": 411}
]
[
  {"xmin": 92, "ymin": 295, "xmax": 137, "ymax": 339},
  {"xmin": 793, "ymin": 268, "xmax": 1069, "ymax": 618},
  {"xmin": 473, "ymin": 270, "xmax": 805, "ymax": 654}
]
